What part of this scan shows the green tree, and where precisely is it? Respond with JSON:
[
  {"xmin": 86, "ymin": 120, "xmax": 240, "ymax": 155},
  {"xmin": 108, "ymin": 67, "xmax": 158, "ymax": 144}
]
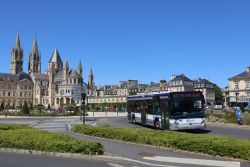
[
  {"xmin": 214, "ymin": 84, "xmax": 224, "ymax": 103},
  {"xmin": 29, "ymin": 102, "xmax": 33, "ymax": 111},
  {"xmin": 22, "ymin": 101, "xmax": 30, "ymax": 115},
  {"xmin": 0, "ymin": 101, "xmax": 4, "ymax": 111},
  {"xmin": 36, "ymin": 104, "xmax": 44, "ymax": 116}
]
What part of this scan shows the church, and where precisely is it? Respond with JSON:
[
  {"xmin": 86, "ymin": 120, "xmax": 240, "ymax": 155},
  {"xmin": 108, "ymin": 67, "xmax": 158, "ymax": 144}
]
[{"xmin": 0, "ymin": 33, "xmax": 87, "ymax": 109}]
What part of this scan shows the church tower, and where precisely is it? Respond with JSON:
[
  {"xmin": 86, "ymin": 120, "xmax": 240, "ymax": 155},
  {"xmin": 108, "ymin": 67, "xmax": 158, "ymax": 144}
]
[
  {"xmin": 88, "ymin": 67, "xmax": 94, "ymax": 90},
  {"xmin": 28, "ymin": 34, "xmax": 41, "ymax": 74},
  {"xmin": 10, "ymin": 32, "xmax": 24, "ymax": 74}
]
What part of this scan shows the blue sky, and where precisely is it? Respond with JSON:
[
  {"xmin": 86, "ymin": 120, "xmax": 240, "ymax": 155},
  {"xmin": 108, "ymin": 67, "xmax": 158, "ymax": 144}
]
[{"xmin": 0, "ymin": 0, "xmax": 250, "ymax": 88}]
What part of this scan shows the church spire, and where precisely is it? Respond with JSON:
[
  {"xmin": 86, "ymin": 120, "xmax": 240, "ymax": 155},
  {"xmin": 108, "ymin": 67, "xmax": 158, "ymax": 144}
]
[
  {"xmin": 78, "ymin": 60, "xmax": 82, "ymax": 76},
  {"xmin": 10, "ymin": 32, "xmax": 23, "ymax": 74},
  {"xmin": 15, "ymin": 32, "xmax": 21, "ymax": 49},
  {"xmin": 88, "ymin": 67, "xmax": 94, "ymax": 90},
  {"xmin": 32, "ymin": 33, "xmax": 38, "ymax": 54},
  {"xmin": 28, "ymin": 33, "xmax": 41, "ymax": 74}
]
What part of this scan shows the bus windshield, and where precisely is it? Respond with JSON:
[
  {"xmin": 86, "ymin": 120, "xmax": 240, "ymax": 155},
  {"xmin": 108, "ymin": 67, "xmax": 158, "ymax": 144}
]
[{"xmin": 171, "ymin": 98, "xmax": 204, "ymax": 119}]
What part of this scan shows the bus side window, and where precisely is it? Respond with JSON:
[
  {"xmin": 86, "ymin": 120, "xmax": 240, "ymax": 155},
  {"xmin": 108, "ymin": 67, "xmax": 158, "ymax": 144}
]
[
  {"xmin": 153, "ymin": 99, "xmax": 161, "ymax": 115},
  {"xmin": 160, "ymin": 99, "xmax": 169, "ymax": 116}
]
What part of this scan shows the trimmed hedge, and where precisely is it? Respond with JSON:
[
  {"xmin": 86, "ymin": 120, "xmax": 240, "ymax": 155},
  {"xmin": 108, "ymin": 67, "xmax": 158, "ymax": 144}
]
[
  {"xmin": 0, "ymin": 124, "xmax": 103, "ymax": 155},
  {"xmin": 72, "ymin": 125, "xmax": 250, "ymax": 160}
]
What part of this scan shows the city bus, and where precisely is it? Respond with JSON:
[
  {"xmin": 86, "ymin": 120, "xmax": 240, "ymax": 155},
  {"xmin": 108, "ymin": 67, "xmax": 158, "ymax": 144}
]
[{"xmin": 127, "ymin": 91, "xmax": 206, "ymax": 130}]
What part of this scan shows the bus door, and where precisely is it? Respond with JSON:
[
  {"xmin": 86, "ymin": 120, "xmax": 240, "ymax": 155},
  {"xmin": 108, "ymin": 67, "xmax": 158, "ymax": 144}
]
[
  {"xmin": 160, "ymin": 98, "xmax": 170, "ymax": 129},
  {"xmin": 141, "ymin": 100, "xmax": 147, "ymax": 125}
]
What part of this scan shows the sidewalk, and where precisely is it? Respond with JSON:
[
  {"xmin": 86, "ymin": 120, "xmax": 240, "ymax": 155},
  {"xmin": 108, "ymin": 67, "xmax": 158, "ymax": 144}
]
[
  {"xmin": 207, "ymin": 121, "xmax": 250, "ymax": 130},
  {"xmin": 0, "ymin": 112, "xmax": 127, "ymax": 119}
]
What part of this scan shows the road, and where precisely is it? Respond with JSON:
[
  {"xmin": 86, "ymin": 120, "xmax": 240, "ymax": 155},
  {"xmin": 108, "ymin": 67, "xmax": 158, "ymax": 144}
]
[
  {"xmin": 96, "ymin": 116, "xmax": 250, "ymax": 140},
  {"xmin": 0, "ymin": 152, "xmax": 135, "ymax": 167},
  {"xmin": 0, "ymin": 116, "xmax": 250, "ymax": 167}
]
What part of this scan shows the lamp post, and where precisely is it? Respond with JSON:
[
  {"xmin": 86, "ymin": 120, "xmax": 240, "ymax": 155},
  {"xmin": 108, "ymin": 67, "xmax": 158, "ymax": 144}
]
[
  {"xmin": 81, "ymin": 92, "xmax": 86, "ymax": 125},
  {"xmin": 235, "ymin": 92, "xmax": 239, "ymax": 107}
]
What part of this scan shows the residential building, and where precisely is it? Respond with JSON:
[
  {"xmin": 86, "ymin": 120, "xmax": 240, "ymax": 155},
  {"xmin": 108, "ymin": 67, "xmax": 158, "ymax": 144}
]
[
  {"xmin": 168, "ymin": 74, "xmax": 193, "ymax": 92},
  {"xmin": 228, "ymin": 67, "xmax": 250, "ymax": 102},
  {"xmin": 193, "ymin": 78, "xmax": 215, "ymax": 104}
]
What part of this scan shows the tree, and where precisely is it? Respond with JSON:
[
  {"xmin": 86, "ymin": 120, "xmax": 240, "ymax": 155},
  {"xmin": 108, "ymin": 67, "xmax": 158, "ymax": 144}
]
[
  {"xmin": 22, "ymin": 101, "xmax": 30, "ymax": 115},
  {"xmin": 0, "ymin": 101, "xmax": 4, "ymax": 111},
  {"xmin": 36, "ymin": 104, "xmax": 44, "ymax": 116},
  {"xmin": 214, "ymin": 84, "xmax": 224, "ymax": 103},
  {"xmin": 29, "ymin": 102, "xmax": 33, "ymax": 111}
]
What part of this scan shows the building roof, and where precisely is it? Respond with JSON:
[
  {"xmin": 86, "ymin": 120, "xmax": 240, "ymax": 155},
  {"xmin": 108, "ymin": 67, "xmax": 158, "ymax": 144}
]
[
  {"xmin": 0, "ymin": 72, "xmax": 32, "ymax": 82},
  {"xmin": 170, "ymin": 74, "xmax": 193, "ymax": 82},
  {"xmin": 69, "ymin": 69, "xmax": 82, "ymax": 78},
  {"xmin": 145, "ymin": 82, "xmax": 160, "ymax": 93},
  {"xmin": 193, "ymin": 78, "xmax": 212, "ymax": 84},
  {"xmin": 33, "ymin": 73, "xmax": 48, "ymax": 81},
  {"xmin": 54, "ymin": 69, "xmax": 82, "ymax": 80},
  {"xmin": 228, "ymin": 71, "xmax": 250, "ymax": 80},
  {"xmin": 49, "ymin": 48, "xmax": 63, "ymax": 64}
]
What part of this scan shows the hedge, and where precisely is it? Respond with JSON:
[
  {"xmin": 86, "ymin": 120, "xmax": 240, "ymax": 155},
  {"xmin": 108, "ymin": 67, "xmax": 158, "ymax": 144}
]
[
  {"xmin": 72, "ymin": 125, "xmax": 250, "ymax": 160},
  {"xmin": 0, "ymin": 124, "xmax": 103, "ymax": 155}
]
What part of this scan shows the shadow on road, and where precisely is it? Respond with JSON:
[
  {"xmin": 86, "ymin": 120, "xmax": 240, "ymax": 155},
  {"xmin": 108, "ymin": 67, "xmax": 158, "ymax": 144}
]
[{"xmin": 180, "ymin": 129, "xmax": 211, "ymax": 134}]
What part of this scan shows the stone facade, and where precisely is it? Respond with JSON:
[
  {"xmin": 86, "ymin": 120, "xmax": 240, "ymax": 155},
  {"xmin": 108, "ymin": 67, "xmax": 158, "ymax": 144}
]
[
  {"xmin": 0, "ymin": 33, "xmax": 84, "ymax": 109},
  {"xmin": 168, "ymin": 74, "xmax": 194, "ymax": 92},
  {"xmin": 193, "ymin": 78, "xmax": 215, "ymax": 104},
  {"xmin": 228, "ymin": 67, "xmax": 250, "ymax": 102},
  {"xmin": 0, "ymin": 73, "xmax": 33, "ymax": 108}
]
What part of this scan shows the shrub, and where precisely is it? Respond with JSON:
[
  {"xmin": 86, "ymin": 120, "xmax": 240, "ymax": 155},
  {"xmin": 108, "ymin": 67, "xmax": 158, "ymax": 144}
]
[
  {"xmin": 0, "ymin": 124, "xmax": 103, "ymax": 155},
  {"xmin": 223, "ymin": 111, "xmax": 237, "ymax": 123},
  {"xmin": 72, "ymin": 125, "xmax": 250, "ymax": 161},
  {"xmin": 242, "ymin": 112, "xmax": 250, "ymax": 125}
]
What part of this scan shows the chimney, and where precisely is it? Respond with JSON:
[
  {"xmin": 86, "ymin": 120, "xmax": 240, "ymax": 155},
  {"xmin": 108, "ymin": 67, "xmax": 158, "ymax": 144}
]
[
  {"xmin": 246, "ymin": 66, "xmax": 250, "ymax": 72},
  {"xmin": 171, "ymin": 75, "xmax": 176, "ymax": 80}
]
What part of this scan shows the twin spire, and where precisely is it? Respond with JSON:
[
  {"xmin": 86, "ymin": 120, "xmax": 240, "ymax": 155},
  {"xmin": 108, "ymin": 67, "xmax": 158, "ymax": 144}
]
[
  {"xmin": 32, "ymin": 33, "xmax": 38, "ymax": 54},
  {"xmin": 15, "ymin": 32, "xmax": 21, "ymax": 49},
  {"xmin": 12, "ymin": 32, "xmax": 85, "ymax": 77}
]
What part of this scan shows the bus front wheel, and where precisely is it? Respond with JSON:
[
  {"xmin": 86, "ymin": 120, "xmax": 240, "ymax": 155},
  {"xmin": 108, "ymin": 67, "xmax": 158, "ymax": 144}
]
[{"xmin": 154, "ymin": 120, "xmax": 160, "ymax": 129}]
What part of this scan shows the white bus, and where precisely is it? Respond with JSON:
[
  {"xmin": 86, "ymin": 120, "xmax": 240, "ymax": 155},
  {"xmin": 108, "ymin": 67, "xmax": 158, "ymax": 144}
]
[{"xmin": 127, "ymin": 91, "xmax": 206, "ymax": 130}]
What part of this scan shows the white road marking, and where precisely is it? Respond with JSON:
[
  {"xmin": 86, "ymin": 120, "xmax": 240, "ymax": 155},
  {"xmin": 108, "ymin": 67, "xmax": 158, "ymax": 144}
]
[
  {"xmin": 143, "ymin": 156, "xmax": 240, "ymax": 167},
  {"xmin": 107, "ymin": 163, "xmax": 124, "ymax": 167}
]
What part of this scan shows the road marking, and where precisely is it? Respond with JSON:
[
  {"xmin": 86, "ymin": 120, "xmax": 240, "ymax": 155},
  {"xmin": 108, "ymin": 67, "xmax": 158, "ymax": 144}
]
[
  {"xmin": 107, "ymin": 163, "xmax": 124, "ymax": 167},
  {"xmin": 143, "ymin": 156, "xmax": 240, "ymax": 167}
]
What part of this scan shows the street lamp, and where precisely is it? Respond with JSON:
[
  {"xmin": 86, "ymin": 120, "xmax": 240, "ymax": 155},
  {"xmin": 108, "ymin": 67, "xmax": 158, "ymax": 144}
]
[
  {"xmin": 81, "ymin": 92, "xmax": 86, "ymax": 125},
  {"xmin": 235, "ymin": 92, "xmax": 239, "ymax": 107}
]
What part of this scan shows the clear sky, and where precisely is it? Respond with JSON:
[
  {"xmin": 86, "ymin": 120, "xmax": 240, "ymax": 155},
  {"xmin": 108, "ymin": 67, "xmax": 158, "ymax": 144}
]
[{"xmin": 0, "ymin": 0, "xmax": 250, "ymax": 88}]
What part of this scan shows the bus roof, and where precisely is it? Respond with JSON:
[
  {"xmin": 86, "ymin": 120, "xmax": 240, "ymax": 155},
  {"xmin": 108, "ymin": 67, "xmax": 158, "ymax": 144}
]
[{"xmin": 127, "ymin": 91, "xmax": 203, "ymax": 101}]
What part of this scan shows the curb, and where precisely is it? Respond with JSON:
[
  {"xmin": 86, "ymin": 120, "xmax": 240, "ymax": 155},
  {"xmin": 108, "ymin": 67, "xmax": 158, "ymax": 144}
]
[
  {"xmin": 68, "ymin": 131, "xmax": 250, "ymax": 164},
  {"xmin": 0, "ymin": 148, "xmax": 138, "ymax": 165},
  {"xmin": 207, "ymin": 122, "xmax": 250, "ymax": 129}
]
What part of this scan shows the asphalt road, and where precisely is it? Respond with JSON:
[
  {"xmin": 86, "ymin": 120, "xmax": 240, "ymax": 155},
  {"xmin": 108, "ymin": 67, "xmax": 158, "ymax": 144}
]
[
  {"xmin": 0, "ymin": 116, "xmax": 250, "ymax": 167},
  {"xmin": 0, "ymin": 152, "xmax": 135, "ymax": 167},
  {"xmin": 97, "ymin": 116, "xmax": 250, "ymax": 139}
]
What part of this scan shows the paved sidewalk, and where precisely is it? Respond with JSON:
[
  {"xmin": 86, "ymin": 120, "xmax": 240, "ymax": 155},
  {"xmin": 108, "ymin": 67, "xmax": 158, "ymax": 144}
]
[{"xmin": 0, "ymin": 112, "xmax": 127, "ymax": 119}]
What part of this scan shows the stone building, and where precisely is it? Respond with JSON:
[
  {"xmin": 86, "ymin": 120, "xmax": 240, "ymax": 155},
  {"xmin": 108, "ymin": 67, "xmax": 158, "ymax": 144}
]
[
  {"xmin": 0, "ymin": 33, "xmax": 84, "ymax": 109},
  {"xmin": 193, "ymin": 78, "xmax": 215, "ymax": 104},
  {"xmin": 228, "ymin": 67, "xmax": 250, "ymax": 102},
  {"xmin": 0, "ymin": 33, "xmax": 33, "ymax": 108},
  {"xmin": 168, "ymin": 74, "xmax": 194, "ymax": 92}
]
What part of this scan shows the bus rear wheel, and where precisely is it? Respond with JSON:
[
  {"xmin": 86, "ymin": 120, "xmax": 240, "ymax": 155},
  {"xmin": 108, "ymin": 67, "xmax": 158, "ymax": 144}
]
[{"xmin": 132, "ymin": 116, "xmax": 136, "ymax": 124}]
